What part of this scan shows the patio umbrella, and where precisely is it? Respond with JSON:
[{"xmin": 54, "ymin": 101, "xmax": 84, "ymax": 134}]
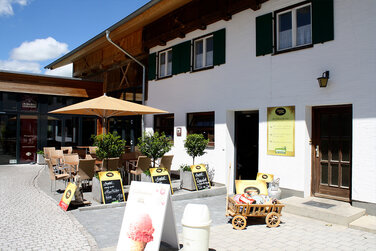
[{"xmin": 49, "ymin": 94, "xmax": 168, "ymax": 134}]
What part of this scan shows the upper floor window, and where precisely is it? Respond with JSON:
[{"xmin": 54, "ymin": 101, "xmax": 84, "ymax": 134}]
[
  {"xmin": 194, "ymin": 35, "xmax": 213, "ymax": 70},
  {"xmin": 158, "ymin": 49, "xmax": 172, "ymax": 78},
  {"xmin": 276, "ymin": 3, "xmax": 312, "ymax": 51}
]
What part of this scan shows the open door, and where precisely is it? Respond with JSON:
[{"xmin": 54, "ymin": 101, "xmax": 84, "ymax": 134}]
[{"xmin": 312, "ymin": 105, "xmax": 352, "ymax": 202}]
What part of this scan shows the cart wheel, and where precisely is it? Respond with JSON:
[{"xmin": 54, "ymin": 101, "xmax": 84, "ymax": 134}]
[
  {"xmin": 232, "ymin": 215, "xmax": 247, "ymax": 230},
  {"xmin": 266, "ymin": 212, "xmax": 280, "ymax": 228}
]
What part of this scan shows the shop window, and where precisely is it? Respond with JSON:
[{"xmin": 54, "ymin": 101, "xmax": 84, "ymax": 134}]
[
  {"xmin": 154, "ymin": 114, "xmax": 174, "ymax": 141},
  {"xmin": 194, "ymin": 35, "xmax": 214, "ymax": 70},
  {"xmin": 187, "ymin": 112, "xmax": 214, "ymax": 147},
  {"xmin": 0, "ymin": 114, "xmax": 17, "ymax": 164},
  {"xmin": 2, "ymin": 92, "xmax": 18, "ymax": 111},
  {"xmin": 158, "ymin": 49, "xmax": 172, "ymax": 78}
]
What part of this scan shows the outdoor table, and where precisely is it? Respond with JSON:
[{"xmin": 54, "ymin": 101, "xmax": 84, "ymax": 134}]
[{"xmin": 76, "ymin": 146, "xmax": 90, "ymax": 154}]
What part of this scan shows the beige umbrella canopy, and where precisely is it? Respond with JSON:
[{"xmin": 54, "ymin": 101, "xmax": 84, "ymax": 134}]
[{"xmin": 49, "ymin": 94, "xmax": 168, "ymax": 133}]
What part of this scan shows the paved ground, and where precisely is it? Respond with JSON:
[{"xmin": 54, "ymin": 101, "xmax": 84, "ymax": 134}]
[
  {"xmin": 1, "ymin": 164, "xmax": 376, "ymax": 250},
  {"xmin": 0, "ymin": 164, "xmax": 96, "ymax": 250}
]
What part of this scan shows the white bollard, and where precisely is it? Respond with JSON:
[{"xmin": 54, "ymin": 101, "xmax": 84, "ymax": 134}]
[{"xmin": 181, "ymin": 204, "xmax": 211, "ymax": 251}]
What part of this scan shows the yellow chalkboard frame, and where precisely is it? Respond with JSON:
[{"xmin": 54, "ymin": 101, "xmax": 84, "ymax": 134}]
[
  {"xmin": 150, "ymin": 167, "xmax": 173, "ymax": 194},
  {"xmin": 99, "ymin": 171, "xmax": 125, "ymax": 204},
  {"xmin": 191, "ymin": 164, "xmax": 211, "ymax": 191}
]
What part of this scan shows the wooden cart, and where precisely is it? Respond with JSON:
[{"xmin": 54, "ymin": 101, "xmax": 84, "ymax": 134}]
[{"xmin": 226, "ymin": 196, "xmax": 285, "ymax": 230}]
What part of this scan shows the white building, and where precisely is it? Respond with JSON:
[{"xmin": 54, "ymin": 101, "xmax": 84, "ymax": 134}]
[{"xmin": 145, "ymin": 0, "xmax": 376, "ymax": 214}]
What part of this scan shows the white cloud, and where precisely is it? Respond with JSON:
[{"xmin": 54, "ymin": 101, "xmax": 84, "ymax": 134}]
[
  {"xmin": 44, "ymin": 64, "xmax": 72, "ymax": 77},
  {"xmin": 0, "ymin": 59, "xmax": 41, "ymax": 73},
  {"xmin": 0, "ymin": 0, "xmax": 29, "ymax": 16},
  {"xmin": 10, "ymin": 37, "xmax": 69, "ymax": 61}
]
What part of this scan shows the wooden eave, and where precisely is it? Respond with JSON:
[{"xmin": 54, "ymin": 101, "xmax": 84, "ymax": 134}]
[
  {"xmin": 45, "ymin": 0, "xmax": 192, "ymax": 70},
  {"xmin": 0, "ymin": 71, "xmax": 102, "ymax": 98}
]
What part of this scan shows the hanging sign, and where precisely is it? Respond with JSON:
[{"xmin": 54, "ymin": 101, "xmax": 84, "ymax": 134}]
[
  {"xmin": 59, "ymin": 182, "xmax": 77, "ymax": 211},
  {"xmin": 117, "ymin": 182, "xmax": 179, "ymax": 251},
  {"xmin": 150, "ymin": 167, "xmax": 173, "ymax": 194},
  {"xmin": 99, "ymin": 171, "xmax": 125, "ymax": 204},
  {"xmin": 267, "ymin": 106, "xmax": 295, "ymax": 156},
  {"xmin": 191, "ymin": 164, "xmax": 211, "ymax": 191}
]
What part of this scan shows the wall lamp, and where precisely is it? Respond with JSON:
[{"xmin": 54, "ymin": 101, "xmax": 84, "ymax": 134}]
[{"xmin": 317, "ymin": 71, "xmax": 330, "ymax": 88}]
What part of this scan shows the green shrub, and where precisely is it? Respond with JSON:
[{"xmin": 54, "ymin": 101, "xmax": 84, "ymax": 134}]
[
  {"xmin": 137, "ymin": 132, "xmax": 172, "ymax": 168},
  {"xmin": 92, "ymin": 132, "xmax": 126, "ymax": 160},
  {"xmin": 179, "ymin": 164, "xmax": 191, "ymax": 172},
  {"xmin": 184, "ymin": 134, "xmax": 209, "ymax": 165}
]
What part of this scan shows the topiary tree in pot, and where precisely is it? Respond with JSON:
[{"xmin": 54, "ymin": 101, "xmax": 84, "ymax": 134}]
[
  {"xmin": 137, "ymin": 131, "xmax": 172, "ymax": 169},
  {"xmin": 92, "ymin": 132, "xmax": 126, "ymax": 170},
  {"xmin": 184, "ymin": 133, "xmax": 209, "ymax": 165}
]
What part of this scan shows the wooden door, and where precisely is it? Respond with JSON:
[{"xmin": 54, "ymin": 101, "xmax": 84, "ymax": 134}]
[{"xmin": 312, "ymin": 105, "xmax": 352, "ymax": 201}]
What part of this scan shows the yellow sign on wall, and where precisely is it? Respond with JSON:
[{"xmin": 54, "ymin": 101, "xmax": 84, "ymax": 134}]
[{"xmin": 267, "ymin": 106, "xmax": 295, "ymax": 156}]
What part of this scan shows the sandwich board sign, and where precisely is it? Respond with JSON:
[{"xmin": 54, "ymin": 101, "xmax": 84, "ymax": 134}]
[
  {"xmin": 191, "ymin": 164, "xmax": 211, "ymax": 191},
  {"xmin": 150, "ymin": 167, "xmax": 173, "ymax": 194},
  {"xmin": 99, "ymin": 171, "xmax": 125, "ymax": 204},
  {"xmin": 117, "ymin": 181, "xmax": 179, "ymax": 251},
  {"xmin": 59, "ymin": 182, "xmax": 77, "ymax": 211}
]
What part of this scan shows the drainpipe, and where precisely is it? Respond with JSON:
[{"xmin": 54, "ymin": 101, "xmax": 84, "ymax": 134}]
[{"xmin": 105, "ymin": 30, "xmax": 146, "ymax": 149}]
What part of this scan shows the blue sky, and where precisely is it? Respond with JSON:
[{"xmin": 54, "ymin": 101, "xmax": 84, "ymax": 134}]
[{"xmin": 0, "ymin": 0, "xmax": 150, "ymax": 77}]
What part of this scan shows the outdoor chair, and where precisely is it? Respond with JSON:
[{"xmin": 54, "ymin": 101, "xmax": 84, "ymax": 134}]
[
  {"xmin": 62, "ymin": 153, "xmax": 79, "ymax": 177},
  {"xmin": 85, "ymin": 154, "xmax": 93, "ymax": 160},
  {"xmin": 61, "ymin": 146, "xmax": 73, "ymax": 154},
  {"xmin": 89, "ymin": 146, "xmax": 98, "ymax": 154},
  {"xmin": 129, "ymin": 156, "xmax": 151, "ymax": 182},
  {"xmin": 102, "ymin": 158, "xmax": 120, "ymax": 171},
  {"xmin": 77, "ymin": 159, "xmax": 96, "ymax": 188},
  {"xmin": 47, "ymin": 159, "xmax": 69, "ymax": 193},
  {"xmin": 159, "ymin": 155, "xmax": 173, "ymax": 173},
  {"xmin": 50, "ymin": 149, "xmax": 64, "ymax": 168},
  {"xmin": 72, "ymin": 149, "xmax": 86, "ymax": 159},
  {"xmin": 43, "ymin": 147, "xmax": 55, "ymax": 160}
]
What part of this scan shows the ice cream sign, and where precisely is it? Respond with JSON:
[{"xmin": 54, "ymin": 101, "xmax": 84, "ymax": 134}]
[{"xmin": 117, "ymin": 182, "xmax": 179, "ymax": 251}]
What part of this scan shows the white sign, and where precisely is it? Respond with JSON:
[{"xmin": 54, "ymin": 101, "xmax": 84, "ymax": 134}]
[{"xmin": 117, "ymin": 181, "xmax": 179, "ymax": 251}]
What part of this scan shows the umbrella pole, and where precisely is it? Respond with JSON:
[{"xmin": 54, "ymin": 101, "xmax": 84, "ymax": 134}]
[{"xmin": 102, "ymin": 117, "xmax": 106, "ymax": 135}]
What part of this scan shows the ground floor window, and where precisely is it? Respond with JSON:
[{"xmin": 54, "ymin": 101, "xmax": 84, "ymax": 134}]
[
  {"xmin": 154, "ymin": 114, "xmax": 174, "ymax": 141},
  {"xmin": 187, "ymin": 111, "xmax": 214, "ymax": 147},
  {"xmin": 0, "ymin": 114, "xmax": 17, "ymax": 164}
]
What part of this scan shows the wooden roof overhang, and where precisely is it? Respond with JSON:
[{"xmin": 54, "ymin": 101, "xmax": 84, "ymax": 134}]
[
  {"xmin": 45, "ymin": 0, "xmax": 268, "ymax": 76},
  {"xmin": 0, "ymin": 71, "xmax": 102, "ymax": 98}
]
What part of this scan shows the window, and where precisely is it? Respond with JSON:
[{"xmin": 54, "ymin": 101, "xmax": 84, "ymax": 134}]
[
  {"xmin": 276, "ymin": 3, "xmax": 312, "ymax": 51},
  {"xmin": 158, "ymin": 49, "xmax": 172, "ymax": 78},
  {"xmin": 154, "ymin": 114, "xmax": 174, "ymax": 141},
  {"xmin": 194, "ymin": 35, "xmax": 213, "ymax": 70},
  {"xmin": 187, "ymin": 112, "xmax": 214, "ymax": 147},
  {"xmin": 256, "ymin": 0, "xmax": 333, "ymax": 56}
]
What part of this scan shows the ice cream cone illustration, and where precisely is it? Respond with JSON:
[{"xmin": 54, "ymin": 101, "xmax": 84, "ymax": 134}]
[{"xmin": 127, "ymin": 212, "xmax": 154, "ymax": 251}]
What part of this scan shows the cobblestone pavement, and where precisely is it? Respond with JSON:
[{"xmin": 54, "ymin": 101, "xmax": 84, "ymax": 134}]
[{"xmin": 0, "ymin": 164, "xmax": 96, "ymax": 251}]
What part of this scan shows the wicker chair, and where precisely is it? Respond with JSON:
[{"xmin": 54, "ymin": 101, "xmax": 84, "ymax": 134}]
[{"xmin": 47, "ymin": 159, "xmax": 69, "ymax": 193}]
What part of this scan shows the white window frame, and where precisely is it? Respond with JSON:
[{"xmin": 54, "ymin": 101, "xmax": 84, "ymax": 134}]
[
  {"xmin": 276, "ymin": 3, "xmax": 312, "ymax": 52},
  {"xmin": 158, "ymin": 49, "xmax": 172, "ymax": 78},
  {"xmin": 193, "ymin": 35, "xmax": 213, "ymax": 70}
]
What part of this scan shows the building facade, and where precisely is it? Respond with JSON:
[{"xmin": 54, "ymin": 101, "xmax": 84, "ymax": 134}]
[{"xmin": 144, "ymin": 0, "xmax": 376, "ymax": 211}]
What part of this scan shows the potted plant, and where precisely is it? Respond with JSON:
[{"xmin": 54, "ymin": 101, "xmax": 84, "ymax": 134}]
[
  {"xmin": 137, "ymin": 131, "xmax": 172, "ymax": 169},
  {"xmin": 181, "ymin": 134, "xmax": 209, "ymax": 190},
  {"xmin": 91, "ymin": 132, "xmax": 126, "ymax": 203},
  {"xmin": 36, "ymin": 150, "xmax": 45, "ymax": 165},
  {"xmin": 184, "ymin": 133, "xmax": 209, "ymax": 165}
]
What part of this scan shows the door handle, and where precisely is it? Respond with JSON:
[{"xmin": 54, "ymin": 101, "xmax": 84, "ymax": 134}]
[{"xmin": 315, "ymin": 145, "xmax": 319, "ymax": 158}]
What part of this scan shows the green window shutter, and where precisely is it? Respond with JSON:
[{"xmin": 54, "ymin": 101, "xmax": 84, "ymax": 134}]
[
  {"xmin": 312, "ymin": 0, "xmax": 334, "ymax": 44},
  {"xmin": 256, "ymin": 13, "xmax": 273, "ymax": 56},
  {"xmin": 172, "ymin": 41, "xmax": 191, "ymax": 75},
  {"xmin": 213, "ymin": 28, "xmax": 226, "ymax": 66},
  {"xmin": 148, "ymin": 53, "xmax": 156, "ymax": 80}
]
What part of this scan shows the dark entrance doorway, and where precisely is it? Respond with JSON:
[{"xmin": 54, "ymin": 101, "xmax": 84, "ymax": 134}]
[
  {"xmin": 312, "ymin": 105, "xmax": 352, "ymax": 202},
  {"xmin": 235, "ymin": 111, "xmax": 259, "ymax": 180},
  {"xmin": 20, "ymin": 115, "xmax": 38, "ymax": 163}
]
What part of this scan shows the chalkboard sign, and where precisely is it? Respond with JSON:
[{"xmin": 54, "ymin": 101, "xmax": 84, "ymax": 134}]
[
  {"xmin": 99, "ymin": 171, "xmax": 125, "ymax": 204},
  {"xmin": 150, "ymin": 167, "xmax": 173, "ymax": 194},
  {"xmin": 191, "ymin": 164, "xmax": 211, "ymax": 191}
]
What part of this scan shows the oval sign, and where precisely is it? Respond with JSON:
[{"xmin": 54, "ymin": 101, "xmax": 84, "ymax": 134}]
[
  {"xmin": 156, "ymin": 168, "xmax": 163, "ymax": 173},
  {"xmin": 275, "ymin": 107, "xmax": 286, "ymax": 116},
  {"xmin": 195, "ymin": 165, "xmax": 201, "ymax": 170},
  {"xmin": 66, "ymin": 190, "xmax": 72, "ymax": 199},
  {"xmin": 106, "ymin": 172, "xmax": 114, "ymax": 177},
  {"xmin": 262, "ymin": 174, "xmax": 268, "ymax": 179}
]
